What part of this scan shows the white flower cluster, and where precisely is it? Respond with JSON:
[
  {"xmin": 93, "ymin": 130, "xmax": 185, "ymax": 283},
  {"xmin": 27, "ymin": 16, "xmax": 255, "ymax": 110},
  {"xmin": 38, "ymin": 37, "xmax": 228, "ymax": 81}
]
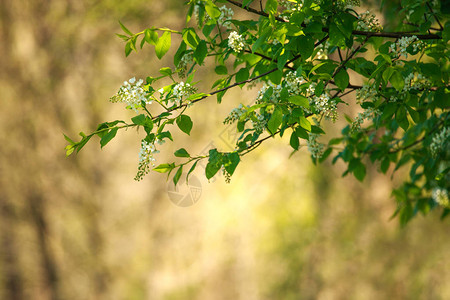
[
  {"xmin": 256, "ymin": 82, "xmax": 282, "ymax": 103},
  {"xmin": 337, "ymin": 0, "xmax": 360, "ymax": 9},
  {"xmin": 311, "ymin": 93, "xmax": 338, "ymax": 121},
  {"xmin": 390, "ymin": 36, "xmax": 424, "ymax": 58},
  {"xmin": 228, "ymin": 31, "xmax": 245, "ymax": 52},
  {"xmin": 135, "ymin": 140, "xmax": 159, "ymax": 181},
  {"xmin": 252, "ymin": 114, "xmax": 267, "ymax": 133},
  {"xmin": 356, "ymin": 83, "xmax": 378, "ymax": 104},
  {"xmin": 224, "ymin": 104, "xmax": 246, "ymax": 124},
  {"xmin": 356, "ymin": 11, "xmax": 383, "ymax": 32},
  {"xmin": 430, "ymin": 126, "xmax": 449, "ymax": 157},
  {"xmin": 432, "ymin": 188, "xmax": 449, "ymax": 208},
  {"xmin": 110, "ymin": 77, "xmax": 150, "ymax": 113},
  {"xmin": 351, "ymin": 107, "xmax": 381, "ymax": 132},
  {"xmin": 403, "ymin": 73, "xmax": 431, "ymax": 92},
  {"xmin": 216, "ymin": 5, "xmax": 234, "ymax": 29},
  {"xmin": 177, "ymin": 51, "xmax": 193, "ymax": 78},
  {"xmin": 171, "ymin": 81, "xmax": 197, "ymax": 106},
  {"xmin": 306, "ymin": 82, "xmax": 316, "ymax": 96},
  {"xmin": 307, "ymin": 133, "xmax": 325, "ymax": 158},
  {"xmin": 285, "ymin": 71, "xmax": 306, "ymax": 94}
]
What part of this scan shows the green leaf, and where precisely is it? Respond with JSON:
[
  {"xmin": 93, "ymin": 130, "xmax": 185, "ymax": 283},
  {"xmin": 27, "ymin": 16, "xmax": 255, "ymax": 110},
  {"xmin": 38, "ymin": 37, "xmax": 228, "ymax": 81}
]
[
  {"xmin": 205, "ymin": 149, "xmax": 222, "ymax": 179},
  {"xmin": 174, "ymin": 148, "xmax": 190, "ymax": 158},
  {"xmin": 290, "ymin": 131, "xmax": 299, "ymax": 150},
  {"xmin": 242, "ymin": 0, "xmax": 253, "ymax": 7},
  {"xmin": 153, "ymin": 163, "xmax": 175, "ymax": 173},
  {"xmin": 334, "ymin": 68, "xmax": 349, "ymax": 91},
  {"xmin": 390, "ymin": 70, "xmax": 404, "ymax": 92},
  {"xmin": 176, "ymin": 115, "xmax": 193, "ymax": 135},
  {"xmin": 353, "ymin": 160, "xmax": 366, "ymax": 181},
  {"xmin": 380, "ymin": 157, "xmax": 390, "ymax": 174},
  {"xmin": 382, "ymin": 67, "xmax": 394, "ymax": 84},
  {"xmin": 159, "ymin": 67, "xmax": 172, "ymax": 76},
  {"xmin": 132, "ymin": 114, "xmax": 154, "ymax": 131},
  {"xmin": 265, "ymin": 0, "xmax": 277, "ymax": 13},
  {"xmin": 215, "ymin": 65, "xmax": 228, "ymax": 75},
  {"xmin": 145, "ymin": 29, "xmax": 158, "ymax": 45},
  {"xmin": 235, "ymin": 68, "xmax": 250, "ymax": 83},
  {"xmin": 173, "ymin": 166, "xmax": 183, "ymax": 186},
  {"xmin": 186, "ymin": 160, "xmax": 198, "ymax": 184},
  {"xmin": 395, "ymin": 106, "xmax": 409, "ymax": 131},
  {"xmin": 193, "ymin": 40, "xmax": 208, "ymax": 65},
  {"xmin": 155, "ymin": 31, "xmax": 171, "ymax": 59},
  {"xmin": 288, "ymin": 95, "xmax": 309, "ymax": 108},
  {"xmin": 118, "ymin": 21, "xmax": 132, "ymax": 36},
  {"xmin": 267, "ymin": 106, "xmax": 283, "ymax": 134},
  {"xmin": 205, "ymin": 2, "xmax": 221, "ymax": 19},
  {"xmin": 224, "ymin": 152, "xmax": 240, "ymax": 176},
  {"xmin": 182, "ymin": 28, "xmax": 200, "ymax": 49},
  {"xmin": 100, "ymin": 128, "xmax": 118, "ymax": 148},
  {"xmin": 299, "ymin": 116, "xmax": 311, "ymax": 132}
]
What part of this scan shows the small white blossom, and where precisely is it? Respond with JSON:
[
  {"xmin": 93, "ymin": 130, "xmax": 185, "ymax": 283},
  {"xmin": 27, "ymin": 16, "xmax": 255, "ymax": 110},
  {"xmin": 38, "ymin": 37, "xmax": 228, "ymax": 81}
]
[
  {"xmin": 177, "ymin": 51, "xmax": 194, "ymax": 78},
  {"xmin": 311, "ymin": 92, "xmax": 338, "ymax": 121},
  {"xmin": 224, "ymin": 104, "xmax": 246, "ymax": 124},
  {"xmin": 356, "ymin": 11, "xmax": 383, "ymax": 32},
  {"xmin": 307, "ymin": 133, "xmax": 325, "ymax": 158},
  {"xmin": 403, "ymin": 72, "xmax": 431, "ymax": 92},
  {"xmin": 285, "ymin": 71, "xmax": 306, "ymax": 94},
  {"xmin": 110, "ymin": 77, "xmax": 150, "ymax": 113},
  {"xmin": 252, "ymin": 113, "xmax": 267, "ymax": 133},
  {"xmin": 356, "ymin": 83, "xmax": 378, "ymax": 104},
  {"xmin": 430, "ymin": 126, "xmax": 450, "ymax": 157},
  {"xmin": 390, "ymin": 36, "xmax": 424, "ymax": 58},
  {"xmin": 135, "ymin": 140, "xmax": 159, "ymax": 181},
  {"xmin": 351, "ymin": 107, "xmax": 381, "ymax": 132},
  {"xmin": 228, "ymin": 31, "xmax": 245, "ymax": 52},
  {"xmin": 171, "ymin": 81, "xmax": 197, "ymax": 106},
  {"xmin": 432, "ymin": 188, "xmax": 449, "ymax": 208}
]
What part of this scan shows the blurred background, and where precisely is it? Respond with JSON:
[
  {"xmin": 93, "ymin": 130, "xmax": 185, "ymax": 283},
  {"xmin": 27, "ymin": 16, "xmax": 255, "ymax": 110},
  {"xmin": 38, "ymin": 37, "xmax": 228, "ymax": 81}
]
[{"xmin": 0, "ymin": 0, "xmax": 449, "ymax": 299}]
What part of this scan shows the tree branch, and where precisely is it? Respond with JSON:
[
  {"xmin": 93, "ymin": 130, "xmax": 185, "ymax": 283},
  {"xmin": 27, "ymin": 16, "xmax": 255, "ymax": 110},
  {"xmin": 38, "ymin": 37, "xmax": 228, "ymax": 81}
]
[{"xmin": 225, "ymin": 0, "xmax": 441, "ymax": 40}]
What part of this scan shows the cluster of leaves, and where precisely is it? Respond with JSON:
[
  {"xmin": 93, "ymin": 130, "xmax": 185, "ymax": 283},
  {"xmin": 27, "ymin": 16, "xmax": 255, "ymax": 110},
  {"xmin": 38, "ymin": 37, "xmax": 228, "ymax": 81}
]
[{"xmin": 65, "ymin": 0, "xmax": 449, "ymax": 224}]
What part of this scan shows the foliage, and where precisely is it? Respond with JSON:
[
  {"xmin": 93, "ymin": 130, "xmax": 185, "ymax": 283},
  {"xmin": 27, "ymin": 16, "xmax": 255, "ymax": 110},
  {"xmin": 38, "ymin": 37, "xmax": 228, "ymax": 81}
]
[{"xmin": 65, "ymin": 0, "xmax": 449, "ymax": 224}]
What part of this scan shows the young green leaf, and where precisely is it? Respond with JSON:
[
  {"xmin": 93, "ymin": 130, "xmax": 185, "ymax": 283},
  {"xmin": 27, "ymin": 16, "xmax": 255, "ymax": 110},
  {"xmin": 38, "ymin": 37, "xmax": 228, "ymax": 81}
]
[
  {"xmin": 174, "ymin": 148, "xmax": 190, "ymax": 158},
  {"xmin": 155, "ymin": 31, "xmax": 171, "ymax": 59},
  {"xmin": 176, "ymin": 115, "xmax": 193, "ymax": 135}
]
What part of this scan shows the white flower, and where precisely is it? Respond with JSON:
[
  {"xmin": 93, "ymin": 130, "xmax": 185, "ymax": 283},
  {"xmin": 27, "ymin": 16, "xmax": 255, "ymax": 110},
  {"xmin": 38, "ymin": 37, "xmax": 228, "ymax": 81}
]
[
  {"xmin": 177, "ymin": 51, "xmax": 194, "ymax": 78},
  {"xmin": 390, "ymin": 35, "xmax": 423, "ymax": 58},
  {"xmin": 135, "ymin": 140, "xmax": 159, "ymax": 181},
  {"xmin": 430, "ymin": 127, "xmax": 449, "ymax": 157},
  {"xmin": 285, "ymin": 71, "xmax": 306, "ymax": 94},
  {"xmin": 110, "ymin": 77, "xmax": 150, "ymax": 113},
  {"xmin": 356, "ymin": 83, "xmax": 378, "ymax": 104},
  {"xmin": 356, "ymin": 11, "xmax": 383, "ymax": 32},
  {"xmin": 307, "ymin": 133, "xmax": 325, "ymax": 158},
  {"xmin": 351, "ymin": 107, "xmax": 381, "ymax": 132},
  {"xmin": 171, "ymin": 81, "xmax": 197, "ymax": 106},
  {"xmin": 403, "ymin": 72, "xmax": 431, "ymax": 92},
  {"xmin": 228, "ymin": 31, "xmax": 245, "ymax": 52},
  {"xmin": 224, "ymin": 104, "xmax": 246, "ymax": 124},
  {"xmin": 432, "ymin": 188, "xmax": 449, "ymax": 208},
  {"xmin": 311, "ymin": 92, "xmax": 338, "ymax": 121}
]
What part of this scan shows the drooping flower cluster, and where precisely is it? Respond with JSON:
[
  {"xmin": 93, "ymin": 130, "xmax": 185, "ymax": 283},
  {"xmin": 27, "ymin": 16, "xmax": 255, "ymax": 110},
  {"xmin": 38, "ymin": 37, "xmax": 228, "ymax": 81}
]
[
  {"xmin": 355, "ymin": 83, "xmax": 378, "ymax": 104},
  {"xmin": 224, "ymin": 104, "xmax": 246, "ymax": 124},
  {"xmin": 177, "ymin": 51, "xmax": 193, "ymax": 78},
  {"xmin": 307, "ymin": 133, "xmax": 325, "ymax": 158},
  {"xmin": 390, "ymin": 36, "xmax": 424, "ymax": 58},
  {"xmin": 285, "ymin": 71, "xmax": 306, "ymax": 94},
  {"xmin": 110, "ymin": 77, "xmax": 150, "ymax": 113},
  {"xmin": 356, "ymin": 11, "xmax": 383, "ymax": 32},
  {"xmin": 171, "ymin": 81, "xmax": 197, "ymax": 106},
  {"xmin": 351, "ymin": 107, "xmax": 381, "ymax": 132},
  {"xmin": 311, "ymin": 93, "xmax": 338, "ymax": 121},
  {"xmin": 252, "ymin": 114, "xmax": 267, "ymax": 133},
  {"xmin": 403, "ymin": 72, "xmax": 431, "ymax": 92},
  {"xmin": 432, "ymin": 188, "xmax": 449, "ymax": 208},
  {"xmin": 228, "ymin": 31, "xmax": 245, "ymax": 52},
  {"xmin": 215, "ymin": 5, "xmax": 234, "ymax": 29},
  {"xmin": 430, "ymin": 126, "xmax": 449, "ymax": 157},
  {"xmin": 135, "ymin": 140, "xmax": 159, "ymax": 181}
]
